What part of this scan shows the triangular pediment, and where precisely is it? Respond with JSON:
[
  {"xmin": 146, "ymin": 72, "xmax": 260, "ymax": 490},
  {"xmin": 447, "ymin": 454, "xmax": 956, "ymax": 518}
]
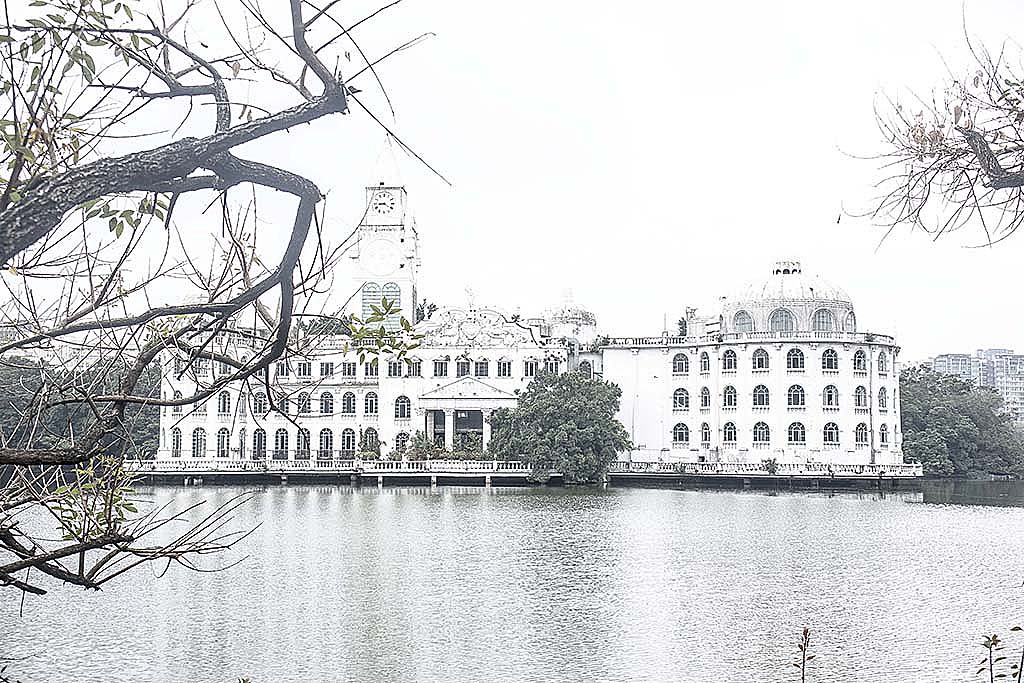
[{"xmin": 420, "ymin": 375, "xmax": 517, "ymax": 401}]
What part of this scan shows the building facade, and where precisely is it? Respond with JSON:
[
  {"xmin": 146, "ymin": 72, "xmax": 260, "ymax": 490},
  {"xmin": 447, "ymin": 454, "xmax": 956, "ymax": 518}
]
[
  {"xmin": 156, "ymin": 185, "xmax": 907, "ymax": 467},
  {"xmin": 931, "ymin": 348, "xmax": 1024, "ymax": 422}
]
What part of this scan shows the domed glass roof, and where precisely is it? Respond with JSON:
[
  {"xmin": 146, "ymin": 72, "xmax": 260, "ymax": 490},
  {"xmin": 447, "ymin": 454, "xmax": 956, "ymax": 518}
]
[{"xmin": 735, "ymin": 261, "xmax": 851, "ymax": 304}]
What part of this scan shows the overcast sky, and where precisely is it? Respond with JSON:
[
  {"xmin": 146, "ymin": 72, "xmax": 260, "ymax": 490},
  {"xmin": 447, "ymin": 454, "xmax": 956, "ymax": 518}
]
[{"xmin": 174, "ymin": 0, "xmax": 1024, "ymax": 362}]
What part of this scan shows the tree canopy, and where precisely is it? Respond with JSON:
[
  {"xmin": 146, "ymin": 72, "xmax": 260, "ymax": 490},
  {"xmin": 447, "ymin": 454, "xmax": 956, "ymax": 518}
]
[
  {"xmin": 900, "ymin": 365, "xmax": 1024, "ymax": 477},
  {"xmin": 0, "ymin": 0, "xmax": 430, "ymax": 596},
  {"xmin": 872, "ymin": 38, "xmax": 1024, "ymax": 244},
  {"xmin": 487, "ymin": 371, "xmax": 631, "ymax": 484}
]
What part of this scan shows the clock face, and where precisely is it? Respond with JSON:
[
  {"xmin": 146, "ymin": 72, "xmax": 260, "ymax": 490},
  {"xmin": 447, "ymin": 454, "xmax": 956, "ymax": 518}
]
[
  {"xmin": 371, "ymin": 191, "xmax": 396, "ymax": 215},
  {"xmin": 363, "ymin": 238, "xmax": 399, "ymax": 276}
]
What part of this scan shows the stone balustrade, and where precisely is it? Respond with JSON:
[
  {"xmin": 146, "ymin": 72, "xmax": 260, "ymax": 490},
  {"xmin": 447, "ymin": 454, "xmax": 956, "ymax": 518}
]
[{"xmin": 607, "ymin": 460, "xmax": 922, "ymax": 477}]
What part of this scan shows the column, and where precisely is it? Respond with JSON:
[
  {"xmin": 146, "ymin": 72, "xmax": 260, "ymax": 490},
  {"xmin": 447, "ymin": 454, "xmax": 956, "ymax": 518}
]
[
  {"xmin": 443, "ymin": 409, "xmax": 454, "ymax": 451},
  {"xmin": 482, "ymin": 410, "xmax": 492, "ymax": 454}
]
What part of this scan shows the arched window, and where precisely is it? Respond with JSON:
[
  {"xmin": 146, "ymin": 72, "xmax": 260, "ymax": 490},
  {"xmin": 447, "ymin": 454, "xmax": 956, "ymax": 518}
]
[
  {"xmin": 769, "ymin": 308, "xmax": 796, "ymax": 333},
  {"xmin": 363, "ymin": 428, "xmax": 380, "ymax": 451},
  {"xmin": 172, "ymin": 390, "xmax": 183, "ymax": 415},
  {"xmin": 382, "ymin": 283, "xmax": 401, "ymax": 330},
  {"xmin": 878, "ymin": 387, "xmax": 888, "ymax": 409},
  {"xmin": 823, "ymin": 385, "xmax": 839, "ymax": 407},
  {"xmin": 879, "ymin": 424, "xmax": 889, "ymax": 445},
  {"xmin": 878, "ymin": 351, "xmax": 888, "ymax": 373},
  {"xmin": 578, "ymin": 360, "xmax": 592, "ymax": 377},
  {"xmin": 672, "ymin": 423, "xmax": 690, "ymax": 444},
  {"xmin": 787, "ymin": 385, "xmax": 805, "ymax": 406},
  {"xmin": 253, "ymin": 392, "xmax": 267, "ymax": 415},
  {"xmin": 273, "ymin": 428, "xmax": 288, "ymax": 459},
  {"xmin": 395, "ymin": 395, "xmax": 412, "ymax": 419},
  {"xmin": 823, "ymin": 422, "xmax": 840, "ymax": 444},
  {"xmin": 342, "ymin": 392, "xmax": 356, "ymax": 414},
  {"xmin": 854, "ymin": 386, "xmax": 867, "ymax": 407},
  {"xmin": 340, "ymin": 428, "xmax": 356, "ymax": 456},
  {"xmin": 812, "ymin": 309, "xmax": 835, "ymax": 332},
  {"xmin": 752, "ymin": 348, "xmax": 770, "ymax": 370},
  {"xmin": 673, "ymin": 388, "xmax": 690, "ymax": 410},
  {"xmin": 296, "ymin": 428, "xmax": 310, "ymax": 459},
  {"xmin": 788, "ymin": 422, "xmax": 806, "ymax": 444},
  {"xmin": 753, "ymin": 422, "xmax": 770, "ymax": 444},
  {"xmin": 723, "ymin": 385, "xmax": 737, "ymax": 407},
  {"xmin": 734, "ymin": 310, "xmax": 754, "ymax": 333},
  {"xmin": 699, "ymin": 352, "xmax": 710, "ymax": 373},
  {"xmin": 787, "ymin": 348, "xmax": 805, "ymax": 370},
  {"xmin": 723, "ymin": 422, "xmax": 737, "ymax": 443},
  {"xmin": 216, "ymin": 428, "xmax": 230, "ymax": 458},
  {"xmin": 822, "ymin": 349, "xmax": 839, "ymax": 371},
  {"xmin": 853, "ymin": 350, "xmax": 867, "ymax": 371},
  {"xmin": 320, "ymin": 392, "xmax": 334, "ymax": 414},
  {"xmin": 361, "ymin": 282, "xmax": 382, "ymax": 320},
  {"xmin": 191, "ymin": 428, "xmax": 206, "ymax": 458},
  {"xmin": 252, "ymin": 429, "xmax": 266, "ymax": 459},
  {"xmin": 855, "ymin": 423, "xmax": 869, "ymax": 444},
  {"xmin": 319, "ymin": 428, "xmax": 334, "ymax": 459},
  {"xmin": 722, "ymin": 350, "xmax": 737, "ymax": 370},
  {"xmin": 297, "ymin": 392, "xmax": 311, "ymax": 414},
  {"xmin": 845, "ymin": 312, "xmax": 857, "ymax": 332},
  {"xmin": 753, "ymin": 385, "xmax": 770, "ymax": 407},
  {"xmin": 700, "ymin": 423, "xmax": 711, "ymax": 445},
  {"xmin": 396, "ymin": 432, "xmax": 410, "ymax": 453},
  {"xmin": 364, "ymin": 392, "xmax": 379, "ymax": 415},
  {"xmin": 672, "ymin": 353, "xmax": 689, "ymax": 375},
  {"xmin": 700, "ymin": 387, "xmax": 711, "ymax": 408},
  {"xmin": 171, "ymin": 428, "xmax": 182, "ymax": 457},
  {"xmin": 217, "ymin": 391, "xmax": 231, "ymax": 415}
]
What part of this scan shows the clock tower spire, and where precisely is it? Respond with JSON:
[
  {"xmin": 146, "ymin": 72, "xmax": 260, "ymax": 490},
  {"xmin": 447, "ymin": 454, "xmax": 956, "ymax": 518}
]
[{"xmin": 345, "ymin": 182, "xmax": 419, "ymax": 330}]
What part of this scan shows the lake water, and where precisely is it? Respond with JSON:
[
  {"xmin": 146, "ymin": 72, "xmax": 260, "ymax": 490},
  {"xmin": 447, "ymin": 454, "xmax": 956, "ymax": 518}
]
[{"xmin": 4, "ymin": 484, "xmax": 1024, "ymax": 682}]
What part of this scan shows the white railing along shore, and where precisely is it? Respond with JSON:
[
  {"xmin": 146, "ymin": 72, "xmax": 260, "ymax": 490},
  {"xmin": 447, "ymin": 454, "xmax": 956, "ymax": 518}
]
[
  {"xmin": 127, "ymin": 458, "xmax": 532, "ymax": 474},
  {"xmin": 607, "ymin": 461, "xmax": 923, "ymax": 477}
]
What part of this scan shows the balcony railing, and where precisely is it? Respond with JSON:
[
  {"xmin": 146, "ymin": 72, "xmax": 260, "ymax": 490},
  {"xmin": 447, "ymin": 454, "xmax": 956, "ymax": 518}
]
[{"xmin": 600, "ymin": 331, "xmax": 896, "ymax": 347}]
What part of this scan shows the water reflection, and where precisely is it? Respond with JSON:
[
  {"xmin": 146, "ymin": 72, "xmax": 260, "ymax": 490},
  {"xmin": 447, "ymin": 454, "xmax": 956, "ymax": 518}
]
[
  {"xmin": 3, "ymin": 485, "xmax": 1024, "ymax": 683},
  {"xmin": 921, "ymin": 479, "xmax": 1024, "ymax": 506}
]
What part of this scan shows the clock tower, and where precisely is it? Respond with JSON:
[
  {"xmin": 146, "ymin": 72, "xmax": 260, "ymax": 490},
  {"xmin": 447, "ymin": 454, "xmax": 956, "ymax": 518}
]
[{"xmin": 345, "ymin": 183, "xmax": 420, "ymax": 330}]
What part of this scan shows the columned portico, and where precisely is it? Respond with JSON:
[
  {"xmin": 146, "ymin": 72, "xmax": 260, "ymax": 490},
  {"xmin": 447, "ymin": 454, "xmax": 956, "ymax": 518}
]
[
  {"xmin": 443, "ymin": 409, "xmax": 454, "ymax": 450},
  {"xmin": 482, "ymin": 410, "xmax": 493, "ymax": 450},
  {"xmin": 419, "ymin": 377, "xmax": 517, "ymax": 453}
]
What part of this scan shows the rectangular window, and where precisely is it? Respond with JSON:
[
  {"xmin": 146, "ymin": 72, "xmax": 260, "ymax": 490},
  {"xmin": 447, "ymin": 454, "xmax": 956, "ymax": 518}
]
[
  {"xmin": 320, "ymin": 362, "xmax": 334, "ymax": 377},
  {"xmin": 276, "ymin": 361, "xmax": 290, "ymax": 378},
  {"xmin": 434, "ymin": 360, "xmax": 448, "ymax": 377},
  {"xmin": 388, "ymin": 361, "xmax": 403, "ymax": 378},
  {"xmin": 196, "ymin": 359, "xmax": 210, "ymax": 377},
  {"xmin": 456, "ymin": 360, "xmax": 470, "ymax": 377},
  {"xmin": 256, "ymin": 366, "xmax": 268, "ymax": 381},
  {"xmin": 524, "ymin": 360, "xmax": 538, "ymax": 377},
  {"xmin": 340, "ymin": 362, "xmax": 356, "ymax": 378},
  {"xmin": 409, "ymin": 360, "xmax": 422, "ymax": 377},
  {"xmin": 544, "ymin": 360, "xmax": 559, "ymax": 374},
  {"xmin": 474, "ymin": 361, "xmax": 489, "ymax": 377},
  {"xmin": 498, "ymin": 360, "xmax": 512, "ymax": 377},
  {"xmin": 218, "ymin": 361, "xmax": 231, "ymax": 375},
  {"xmin": 297, "ymin": 361, "xmax": 312, "ymax": 379},
  {"xmin": 365, "ymin": 360, "xmax": 378, "ymax": 378}
]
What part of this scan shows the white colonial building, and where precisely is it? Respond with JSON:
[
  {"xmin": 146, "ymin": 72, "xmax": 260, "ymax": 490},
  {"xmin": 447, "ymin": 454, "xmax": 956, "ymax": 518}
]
[
  {"xmin": 155, "ymin": 185, "xmax": 905, "ymax": 469},
  {"xmin": 599, "ymin": 261, "xmax": 903, "ymax": 466}
]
